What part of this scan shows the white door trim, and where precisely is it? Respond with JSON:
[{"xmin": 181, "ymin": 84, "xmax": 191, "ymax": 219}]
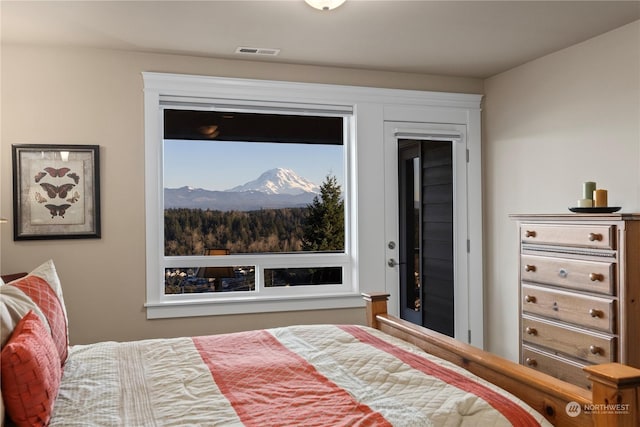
[{"xmin": 384, "ymin": 121, "xmax": 483, "ymax": 348}]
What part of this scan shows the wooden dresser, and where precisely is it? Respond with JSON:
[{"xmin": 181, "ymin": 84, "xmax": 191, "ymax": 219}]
[{"xmin": 510, "ymin": 213, "xmax": 640, "ymax": 390}]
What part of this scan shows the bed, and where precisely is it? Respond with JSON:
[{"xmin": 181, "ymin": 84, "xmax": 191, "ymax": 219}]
[
  {"xmin": 1, "ymin": 262, "xmax": 639, "ymax": 426},
  {"xmin": 362, "ymin": 293, "xmax": 640, "ymax": 427}
]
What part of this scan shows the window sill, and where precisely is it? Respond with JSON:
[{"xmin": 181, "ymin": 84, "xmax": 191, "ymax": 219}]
[{"xmin": 145, "ymin": 292, "xmax": 365, "ymax": 319}]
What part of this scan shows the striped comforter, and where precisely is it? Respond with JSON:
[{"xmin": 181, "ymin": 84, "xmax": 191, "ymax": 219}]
[{"xmin": 51, "ymin": 325, "xmax": 552, "ymax": 426}]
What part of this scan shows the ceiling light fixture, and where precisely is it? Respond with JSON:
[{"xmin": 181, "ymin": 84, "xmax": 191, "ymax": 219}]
[
  {"xmin": 198, "ymin": 125, "xmax": 220, "ymax": 139},
  {"xmin": 304, "ymin": 0, "xmax": 346, "ymax": 11}
]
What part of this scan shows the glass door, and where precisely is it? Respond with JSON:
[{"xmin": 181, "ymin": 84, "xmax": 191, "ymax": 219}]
[
  {"xmin": 398, "ymin": 139, "xmax": 455, "ymax": 336},
  {"xmin": 398, "ymin": 141, "xmax": 422, "ymax": 325},
  {"xmin": 384, "ymin": 121, "xmax": 472, "ymax": 342}
]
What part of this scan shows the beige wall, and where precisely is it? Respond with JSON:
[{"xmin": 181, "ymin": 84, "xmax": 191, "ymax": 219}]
[
  {"xmin": 3, "ymin": 21, "xmax": 637, "ymax": 356},
  {"xmin": 0, "ymin": 45, "xmax": 482, "ymax": 344},
  {"xmin": 483, "ymin": 21, "xmax": 640, "ymax": 360}
]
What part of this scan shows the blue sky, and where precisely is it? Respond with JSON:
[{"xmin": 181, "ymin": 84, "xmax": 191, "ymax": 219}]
[{"xmin": 163, "ymin": 139, "xmax": 344, "ymax": 191}]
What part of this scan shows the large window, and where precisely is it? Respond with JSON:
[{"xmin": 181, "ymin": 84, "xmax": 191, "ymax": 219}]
[
  {"xmin": 144, "ymin": 75, "xmax": 358, "ymax": 318},
  {"xmin": 162, "ymin": 109, "xmax": 347, "ymax": 295}
]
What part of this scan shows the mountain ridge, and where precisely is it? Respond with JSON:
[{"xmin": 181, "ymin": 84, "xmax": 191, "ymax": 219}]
[{"xmin": 164, "ymin": 168, "xmax": 319, "ymax": 211}]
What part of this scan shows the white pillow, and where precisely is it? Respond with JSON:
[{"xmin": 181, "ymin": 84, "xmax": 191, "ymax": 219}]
[
  {"xmin": 0, "ymin": 260, "xmax": 67, "ymax": 349},
  {"xmin": 0, "ymin": 285, "xmax": 51, "ymax": 347},
  {"xmin": 25, "ymin": 260, "xmax": 69, "ymax": 333}
]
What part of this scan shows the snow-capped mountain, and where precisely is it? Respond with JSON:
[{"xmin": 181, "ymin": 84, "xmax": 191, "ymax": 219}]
[
  {"xmin": 164, "ymin": 168, "xmax": 319, "ymax": 211},
  {"xmin": 227, "ymin": 168, "xmax": 319, "ymax": 195}
]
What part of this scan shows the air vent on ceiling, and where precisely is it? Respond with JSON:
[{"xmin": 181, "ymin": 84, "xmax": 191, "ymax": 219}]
[{"xmin": 235, "ymin": 47, "xmax": 280, "ymax": 56}]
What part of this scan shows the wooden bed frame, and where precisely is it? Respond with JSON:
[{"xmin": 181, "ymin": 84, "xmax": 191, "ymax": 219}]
[{"xmin": 363, "ymin": 292, "xmax": 640, "ymax": 427}]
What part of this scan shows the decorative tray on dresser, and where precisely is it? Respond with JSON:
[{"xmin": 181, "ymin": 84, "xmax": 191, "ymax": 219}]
[{"xmin": 510, "ymin": 213, "xmax": 640, "ymax": 390}]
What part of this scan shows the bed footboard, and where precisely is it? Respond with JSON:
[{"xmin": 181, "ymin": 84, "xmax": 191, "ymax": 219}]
[{"xmin": 363, "ymin": 292, "xmax": 640, "ymax": 427}]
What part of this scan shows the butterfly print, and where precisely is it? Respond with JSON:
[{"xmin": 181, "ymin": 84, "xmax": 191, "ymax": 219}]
[
  {"xmin": 44, "ymin": 167, "xmax": 71, "ymax": 178},
  {"xmin": 34, "ymin": 192, "xmax": 47, "ymax": 204},
  {"xmin": 45, "ymin": 204, "xmax": 71, "ymax": 218},
  {"xmin": 34, "ymin": 172, "xmax": 47, "ymax": 183},
  {"xmin": 66, "ymin": 191, "xmax": 80, "ymax": 203},
  {"xmin": 40, "ymin": 182, "xmax": 75, "ymax": 199},
  {"xmin": 67, "ymin": 172, "xmax": 80, "ymax": 184}
]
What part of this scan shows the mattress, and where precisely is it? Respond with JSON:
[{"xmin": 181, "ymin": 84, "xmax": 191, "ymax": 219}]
[{"xmin": 50, "ymin": 324, "xmax": 552, "ymax": 426}]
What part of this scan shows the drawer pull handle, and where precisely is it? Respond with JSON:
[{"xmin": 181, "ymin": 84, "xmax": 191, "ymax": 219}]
[
  {"xmin": 525, "ymin": 327, "xmax": 537, "ymax": 336},
  {"xmin": 524, "ymin": 230, "xmax": 536, "ymax": 238},
  {"xmin": 588, "ymin": 233, "xmax": 603, "ymax": 242},
  {"xmin": 589, "ymin": 308, "xmax": 603, "ymax": 318},
  {"xmin": 524, "ymin": 295, "xmax": 536, "ymax": 303},
  {"xmin": 589, "ymin": 273, "xmax": 604, "ymax": 282},
  {"xmin": 524, "ymin": 265, "xmax": 536, "ymax": 272},
  {"xmin": 525, "ymin": 357, "xmax": 537, "ymax": 367},
  {"xmin": 589, "ymin": 345, "xmax": 602, "ymax": 355},
  {"xmin": 558, "ymin": 268, "xmax": 568, "ymax": 278}
]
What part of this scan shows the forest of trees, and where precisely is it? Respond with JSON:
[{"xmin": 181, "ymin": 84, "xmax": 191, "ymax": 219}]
[
  {"xmin": 164, "ymin": 175, "xmax": 345, "ymax": 256},
  {"xmin": 164, "ymin": 207, "xmax": 308, "ymax": 255}
]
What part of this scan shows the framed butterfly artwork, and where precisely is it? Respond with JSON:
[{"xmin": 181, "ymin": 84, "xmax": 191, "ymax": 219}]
[{"xmin": 12, "ymin": 144, "xmax": 101, "ymax": 240}]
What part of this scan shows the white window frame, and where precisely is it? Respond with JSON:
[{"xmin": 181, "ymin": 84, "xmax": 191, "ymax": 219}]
[
  {"xmin": 143, "ymin": 73, "xmax": 483, "ymax": 329},
  {"xmin": 161, "ymin": 104, "xmax": 352, "ymax": 298},
  {"xmin": 144, "ymin": 74, "xmax": 360, "ymax": 319}
]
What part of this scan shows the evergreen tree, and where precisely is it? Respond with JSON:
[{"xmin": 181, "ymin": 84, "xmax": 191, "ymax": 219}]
[
  {"xmin": 164, "ymin": 207, "xmax": 307, "ymax": 255},
  {"xmin": 301, "ymin": 175, "xmax": 344, "ymax": 251}
]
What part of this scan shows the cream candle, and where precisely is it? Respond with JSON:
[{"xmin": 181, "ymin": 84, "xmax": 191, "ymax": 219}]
[
  {"xmin": 577, "ymin": 199, "xmax": 593, "ymax": 207},
  {"xmin": 593, "ymin": 189, "xmax": 608, "ymax": 207},
  {"xmin": 583, "ymin": 181, "xmax": 596, "ymax": 200}
]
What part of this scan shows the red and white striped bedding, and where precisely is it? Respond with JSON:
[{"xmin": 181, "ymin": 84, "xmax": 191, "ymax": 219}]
[{"xmin": 51, "ymin": 325, "xmax": 552, "ymax": 426}]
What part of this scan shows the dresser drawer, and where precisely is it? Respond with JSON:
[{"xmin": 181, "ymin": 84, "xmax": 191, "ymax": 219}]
[
  {"xmin": 522, "ymin": 316, "xmax": 615, "ymax": 364},
  {"xmin": 522, "ymin": 284, "xmax": 615, "ymax": 333},
  {"xmin": 522, "ymin": 345, "xmax": 591, "ymax": 390},
  {"xmin": 521, "ymin": 254, "xmax": 615, "ymax": 295},
  {"xmin": 520, "ymin": 223, "xmax": 614, "ymax": 249}
]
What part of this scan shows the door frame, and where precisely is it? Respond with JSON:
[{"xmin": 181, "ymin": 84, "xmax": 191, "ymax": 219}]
[{"xmin": 384, "ymin": 121, "xmax": 484, "ymax": 347}]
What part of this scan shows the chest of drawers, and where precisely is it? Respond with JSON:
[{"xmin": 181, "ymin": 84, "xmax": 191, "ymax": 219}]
[{"xmin": 510, "ymin": 214, "xmax": 640, "ymax": 390}]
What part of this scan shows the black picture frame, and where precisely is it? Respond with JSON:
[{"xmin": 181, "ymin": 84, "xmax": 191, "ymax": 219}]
[{"xmin": 12, "ymin": 144, "xmax": 101, "ymax": 240}]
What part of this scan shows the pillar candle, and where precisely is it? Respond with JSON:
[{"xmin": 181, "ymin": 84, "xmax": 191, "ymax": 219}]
[
  {"xmin": 577, "ymin": 199, "xmax": 593, "ymax": 207},
  {"xmin": 593, "ymin": 189, "xmax": 608, "ymax": 207},
  {"xmin": 583, "ymin": 181, "xmax": 596, "ymax": 200}
]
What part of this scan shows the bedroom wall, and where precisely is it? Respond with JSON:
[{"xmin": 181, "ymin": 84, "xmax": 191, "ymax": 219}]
[
  {"xmin": 4, "ymin": 21, "xmax": 637, "ymax": 357},
  {"xmin": 482, "ymin": 21, "xmax": 640, "ymax": 360},
  {"xmin": 0, "ymin": 44, "xmax": 482, "ymax": 344}
]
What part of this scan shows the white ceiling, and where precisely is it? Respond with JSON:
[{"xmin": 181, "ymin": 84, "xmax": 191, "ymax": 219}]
[{"xmin": 2, "ymin": 0, "xmax": 639, "ymax": 78}]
